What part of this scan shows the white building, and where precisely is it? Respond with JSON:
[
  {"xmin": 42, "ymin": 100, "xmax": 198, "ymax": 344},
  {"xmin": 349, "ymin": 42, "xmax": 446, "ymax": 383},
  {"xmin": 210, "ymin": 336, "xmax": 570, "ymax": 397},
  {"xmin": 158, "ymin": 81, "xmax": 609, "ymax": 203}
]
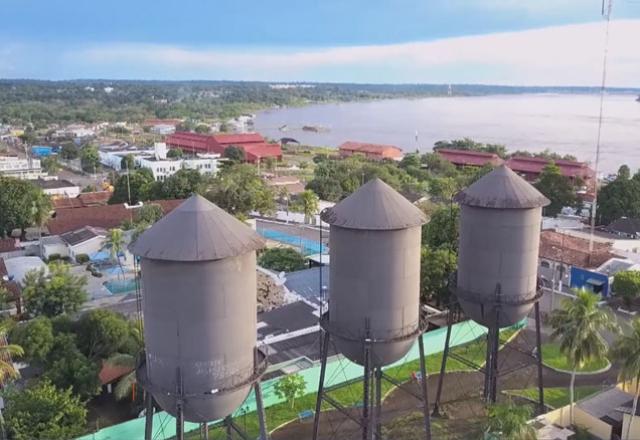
[
  {"xmin": 60, "ymin": 226, "xmax": 106, "ymax": 262},
  {"xmin": 0, "ymin": 156, "xmax": 45, "ymax": 179},
  {"xmin": 150, "ymin": 124, "xmax": 176, "ymax": 135},
  {"xmin": 99, "ymin": 143, "xmax": 221, "ymax": 181}
]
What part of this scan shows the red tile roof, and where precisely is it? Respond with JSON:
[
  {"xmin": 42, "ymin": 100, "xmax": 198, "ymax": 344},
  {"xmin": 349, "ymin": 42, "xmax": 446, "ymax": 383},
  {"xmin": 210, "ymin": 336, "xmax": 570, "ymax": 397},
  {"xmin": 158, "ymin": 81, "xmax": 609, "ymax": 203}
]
[
  {"xmin": 0, "ymin": 238, "xmax": 19, "ymax": 253},
  {"xmin": 539, "ymin": 230, "xmax": 618, "ymax": 269},
  {"xmin": 436, "ymin": 148, "xmax": 504, "ymax": 167},
  {"xmin": 211, "ymin": 133, "xmax": 265, "ymax": 145},
  {"xmin": 48, "ymin": 199, "xmax": 183, "ymax": 235},
  {"xmin": 243, "ymin": 143, "xmax": 283, "ymax": 162},
  {"xmin": 165, "ymin": 132, "xmax": 220, "ymax": 153},
  {"xmin": 507, "ymin": 156, "xmax": 594, "ymax": 180},
  {"xmin": 339, "ymin": 141, "xmax": 403, "ymax": 158}
]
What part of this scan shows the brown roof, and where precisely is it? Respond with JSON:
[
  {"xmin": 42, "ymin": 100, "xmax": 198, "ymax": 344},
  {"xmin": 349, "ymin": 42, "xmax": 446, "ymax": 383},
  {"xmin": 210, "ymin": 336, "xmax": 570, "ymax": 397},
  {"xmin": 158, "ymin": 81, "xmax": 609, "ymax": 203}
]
[
  {"xmin": 130, "ymin": 194, "xmax": 265, "ymax": 262},
  {"xmin": 455, "ymin": 164, "xmax": 550, "ymax": 209},
  {"xmin": 339, "ymin": 141, "xmax": 403, "ymax": 157},
  {"xmin": 53, "ymin": 191, "xmax": 112, "ymax": 210},
  {"xmin": 436, "ymin": 148, "xmax": 504, "ymax": 167},
  {"xmin": 98, "ymin": 361, "xmax": 133, "ymax": 385},
  {"xmin": 539, "ymin": 230, "xmax": 618, "ymax": 269},
  {"xmin": 0, "ymin": 238, "xmax": 18, "ymax": 253},
  {"xmin": 321, "ymin": 178, "xmax": 427, "ymax": 230},
  {"xmin": 48, "ymin": 200, "xmax": 183, "ymax": 235}
]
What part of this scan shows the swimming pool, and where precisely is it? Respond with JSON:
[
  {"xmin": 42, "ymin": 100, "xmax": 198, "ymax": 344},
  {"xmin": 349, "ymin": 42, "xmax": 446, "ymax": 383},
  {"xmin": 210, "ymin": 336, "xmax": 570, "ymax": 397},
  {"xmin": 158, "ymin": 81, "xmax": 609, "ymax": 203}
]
[
  {"xmin": 258, "ymin": 228, "xmax": 327, "ymax": 255},
  {"xmin": 104, "ymin": 279, "xmax": 137, "ymax": 295}
]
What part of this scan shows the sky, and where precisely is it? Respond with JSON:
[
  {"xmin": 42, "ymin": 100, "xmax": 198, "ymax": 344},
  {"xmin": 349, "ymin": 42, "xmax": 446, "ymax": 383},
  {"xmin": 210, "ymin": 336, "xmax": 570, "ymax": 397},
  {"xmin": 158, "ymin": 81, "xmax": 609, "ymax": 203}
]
[{"xmin": 1, "ymin": 0, "xmax": 639, "ymax": 86}]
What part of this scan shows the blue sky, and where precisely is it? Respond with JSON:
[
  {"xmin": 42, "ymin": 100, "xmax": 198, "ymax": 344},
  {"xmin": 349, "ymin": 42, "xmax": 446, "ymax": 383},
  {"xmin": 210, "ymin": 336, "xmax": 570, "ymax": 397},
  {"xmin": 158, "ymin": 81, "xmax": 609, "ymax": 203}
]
[{"xmin": 1, "ymin": 0, "xmax": 639, "ymax": 85}]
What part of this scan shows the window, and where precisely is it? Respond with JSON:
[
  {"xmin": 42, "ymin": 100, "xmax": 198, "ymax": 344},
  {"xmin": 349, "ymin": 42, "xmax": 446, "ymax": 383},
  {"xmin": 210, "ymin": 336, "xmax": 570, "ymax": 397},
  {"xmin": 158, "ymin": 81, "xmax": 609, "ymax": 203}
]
[{"xmin": 540, "ymin": 261, "xmax": 550, "ymax": 269}]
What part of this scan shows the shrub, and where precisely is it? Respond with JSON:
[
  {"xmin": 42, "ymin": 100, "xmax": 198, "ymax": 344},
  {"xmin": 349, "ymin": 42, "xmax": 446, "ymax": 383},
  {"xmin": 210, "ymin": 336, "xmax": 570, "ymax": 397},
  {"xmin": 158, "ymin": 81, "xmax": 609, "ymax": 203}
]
[
  {"xmin": 47, "ymin": 254, "xmax": 61, "ymax": 262},
  {"xmin": 75, "ymin": 254, "xmax": 89, "ymax": 264},
  {"xmin": 258, "ymin": 248, "xmax": 306, "ymax": 273}
]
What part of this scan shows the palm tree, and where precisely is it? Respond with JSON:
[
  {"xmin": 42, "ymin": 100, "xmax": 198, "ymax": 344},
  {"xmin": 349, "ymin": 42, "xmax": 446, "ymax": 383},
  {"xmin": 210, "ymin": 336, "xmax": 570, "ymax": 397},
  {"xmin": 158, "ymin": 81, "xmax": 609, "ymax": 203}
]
[
  {"xmin": 549, "ymin": 290, "xmax": 618, "ymax": 424},
  {"xmin": 105, "ymin": 228, "xmax": 125, "ymax": 278},
  {"xmin": 610, "ymin": 318, "xmax": 640, "ymax": 440},
  {"xmin": 485, "ymin": 401, "xmax": 536, "ymax": 440},
  {"xmin": 105, "ymin": 323, "xmax": 142, "ymax": 401},
  {"xmin": 292, "ymin": 190, "xmax": 319, "ymax": 224},
  {"xmin": 31, "ymin": 190, "xmax": 52, "ymax": 256},
  {"xmin": 0, "ymin": 320, "xmax": 24, "ymax": 385}
]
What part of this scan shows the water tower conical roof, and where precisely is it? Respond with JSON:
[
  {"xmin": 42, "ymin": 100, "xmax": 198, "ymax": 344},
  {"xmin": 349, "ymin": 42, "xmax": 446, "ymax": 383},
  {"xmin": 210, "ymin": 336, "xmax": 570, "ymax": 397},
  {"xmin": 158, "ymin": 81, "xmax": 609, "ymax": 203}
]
[
  {"xmin": 130, "ymin": 194, "xmax": 265, "ymax": 261},
  {"xmin": 321, "ymin": 178, "xmax": 427, "ymax": 230},
  {"xmin": 454, "ymin": 164, "xmax": 550, "ymax": 209}
]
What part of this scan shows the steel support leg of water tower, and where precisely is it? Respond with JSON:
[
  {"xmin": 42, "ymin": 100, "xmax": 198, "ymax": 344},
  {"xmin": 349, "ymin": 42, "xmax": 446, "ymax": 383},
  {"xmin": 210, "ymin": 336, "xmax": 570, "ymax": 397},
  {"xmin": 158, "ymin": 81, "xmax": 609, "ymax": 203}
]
[
  {"xmin": 200, "ymin": 422, "xmax": 209, "ymax": 440},
  {"xmin": 362, "ymin": 340, "xmax": 371, "ymax": 440},
  {"xmin": 490, "ymin": 323, "xmax": 500, "ymax": 403},
  {"xmin": 312, "ymin": 331, "xmax": 331, "ymax": 440},
  {"xmin": 374, "ymin": 367, "xmax": 382, "ymax": 440},
  {"xmin": 225, "ymin": 417, "xmax": 233, "ymax": 440},
  {"xmin": 483, "ymin": 329, "xmax": 493, "ymax": 402},
  {"xmin": 254, "ymin": 382, "xmax": 269, "ymax": 440},
  {"xmin": 418, "ymin": 335, "xmax": 433, "ymax": 440},
  {"xmin": 144, "ymin": 393, "xmax": 154, "ymax": 440},
  {"xmin": 534, "ymin": 301, "xmax": 545, "ymax": 413},
  {"xmin": 176, "ymin": 367, "xmax": 185, "ymax": 440},
  {"xmin": 432, "ymin": 302, "xmax": 454, "ymax": 417}
]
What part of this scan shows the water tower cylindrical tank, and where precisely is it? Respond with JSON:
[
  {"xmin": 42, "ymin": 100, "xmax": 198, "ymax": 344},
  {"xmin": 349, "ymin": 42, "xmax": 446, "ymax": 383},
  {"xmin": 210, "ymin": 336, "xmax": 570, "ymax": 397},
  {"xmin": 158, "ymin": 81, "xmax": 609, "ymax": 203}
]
[
  {"xmin": 321, "ymin": 178, "xmax": 427, "ymax": 367},
  {"xmin": 454, "ymin": 164, "xmax": 550, "ymax": 328},
  {"xmin": 130, "ymin": 195, "xmax": 265, "ymax": 423}
]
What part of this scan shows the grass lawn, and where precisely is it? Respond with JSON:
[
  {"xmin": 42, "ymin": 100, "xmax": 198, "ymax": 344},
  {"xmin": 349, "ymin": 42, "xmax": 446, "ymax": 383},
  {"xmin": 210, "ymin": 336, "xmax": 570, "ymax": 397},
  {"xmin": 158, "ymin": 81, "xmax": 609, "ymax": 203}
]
[
  {"xmin": 506, "ymin": 386, "xmax": 601, "ymax": 409},
  {"xmin": 541, "ymin": 343, "xmax": 609, "ymax": 373},
  {"xmin": 179, "ymin": 327, "xmax": 520, "ymax": 440}
]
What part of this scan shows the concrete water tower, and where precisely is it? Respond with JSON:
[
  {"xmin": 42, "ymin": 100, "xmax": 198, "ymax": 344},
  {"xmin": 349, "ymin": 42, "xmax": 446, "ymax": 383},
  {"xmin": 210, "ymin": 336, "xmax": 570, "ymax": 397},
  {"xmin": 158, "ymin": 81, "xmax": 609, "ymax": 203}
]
[
  {"xmin": 130, "ymin": 194, "xmax": 269, "ymax": 440},
  {"xmin": 433, "ymin": 164, "xmax": 550, "ymax": 412},
  {"xmin": 313, "ymin": 178, "xmax": 432, "ymax": 440}
]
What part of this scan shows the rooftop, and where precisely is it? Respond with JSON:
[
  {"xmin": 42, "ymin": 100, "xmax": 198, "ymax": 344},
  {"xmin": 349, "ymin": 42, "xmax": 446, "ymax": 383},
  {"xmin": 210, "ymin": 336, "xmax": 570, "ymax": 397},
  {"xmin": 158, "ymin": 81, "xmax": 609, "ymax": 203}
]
[
  {"xmin": 60, "ymin": 226, "xmax": 106, "ymax": 246},
  {"xmin": 53, "ymin": 191, "xmax": 112, "ymax": 210},
  {"xmin": 539, "ymin": 230, "xmax": 619, "ymax": 268},
  {"xmin": 339, "ymin": 141, "xmax": 403, "ymax": 156},
  {"xmin": 436, "ymin": 148, "xmax": 504, "ymax": 167},
  {"xmin": 284, "ymin": 267, "xmax": 330, "ymax": 305},
  {"xmin": 0, "ymin": 238, "xmax": 19, "ymax": 253},
  {"xmin": 578, "ymin": 386, "xmax": 632, "ymax": 424},
  {"xmin": 455, "ymin": 164, "xmax": 550, "ymax": 209},
  {"xmin": 3, "ymin": 256, "xmax": 47, "ymax": 285},
  {"xmin": 33, "ymin": 178, "xmax": 78, "ymax": 190},
  {"xmin": 506, "ymin": 156, "xmax": 594, "ymax": 179},
  {"xmin": 48, "ymin": 199, "xmax": 182, "ymax": 235},
  {"xmin": 606, "ymin": 217, "xmax": 640, "ymax": 236}
]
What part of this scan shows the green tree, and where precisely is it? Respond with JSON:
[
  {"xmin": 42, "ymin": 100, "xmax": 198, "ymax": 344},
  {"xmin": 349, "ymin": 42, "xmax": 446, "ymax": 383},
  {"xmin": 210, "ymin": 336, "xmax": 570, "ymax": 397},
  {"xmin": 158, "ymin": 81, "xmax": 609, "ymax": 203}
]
[
  {"xmin": 434, "ymin": 138, "xmax": 507, "ymax": 158},
  {"xmin": 549, "ymin": 290, "xmax": 618, "ymax": 423},
  {"xmin": 613, "ymin": 270, "xmax": 640, "ymax": 308},
  {"xmin": 80, "ymin": 145, "xmax": 100, "ymax": 172},
  {"xmin": 44, "ymin": 333, "xmax": 101, "ymax": 399},
  {"xmin": 258, "ymin": 248, "xmax": 306, "ymax": 272},
  {"xmin": 610, "ymin": 319, "xmax": 640, "ymax": 440},
  {"xmin": 485, "ymin": 401, "xmax": 536, "ymax": 440},
  {"xmin": 273, "ymin": 373, "xmax": 307, "ymax": 409},
  {"xmin": 420, "ymin": 245, "xmax": 457, "ymax": 306},
  {"xmin": 105, "ymin": 228, "xmax": 125, "ymax": 277},
  {"xmin": 218, "ymin": 122, "xmax": 230, "ymax": 132},
  {"xmin": 224, "ymin": 146, "xmax": 245, "ymax": 162},
  {"xmin": 136, "ymin": 203, "xmax": 164, "ymax": 225},
  {"xmin": 59, "ymin": 143, "xmax": 79, "ymax": 160},
  {"xmin": 206, "ymin": 164, "xmax": 275, "ymax": 215},
  {"xmin": 41, "ymin": 156, "xmax": 60, "ymax": 173},
  {"xmin": 422, "ymin": 204, "xmax": 459, "ymax": 249},
  {"xmin": 421, "ymin": 152, "xmax": 457, "ymax": 177},
  {"xmin": 120, "ymin": 153, "xmax": 135, "ymax": 171},
  {"xmin": 0, "ymin": 177, "xmax": 42, "ymax": 238},
  {"xmin": 10, "ymin": 316, "xmax": 54, "ymax": 365},
  {"xmin": 194, "ymin": 124, "xmax": 210, "ymax": 134},
  {"xmin": 0, "ymin": 320, "xmax": 24, "ymax": 385},
  {"xmin": 534, "ymin": 162, "xmax": 578, "ymax": 217},
  {"xmin": 155, "ymin": 169, "xmax": 205, "ymax": 199},
  {"xmin": 167, "ymin": 148, "xmax": 183, "ymax": 159},
  {"xmin": 597, "ymin": 175, "xmax": 640, "ymax": 225},
  {"xmin": 75, "ymin": 309, "xmax": 131, "ymax": 360},
  {"xmin": 22, "ymin": 261, "xmax": 88, "ymax": 318},
  {"xmin": 82, "ymin": 184, "xmax": 97, "ymax": 193},
  {"xmin": 104, "ymin": 323, "xmax": 142, "ymax": 401},
  {"xmin": 109, "ymin": 168, "xmax": 155, "ymax": 204},
  {"xmin": 3, "ymin": 380, "xmax": 88, "ymax": 440},
  {"xmin": 618, "ymin": 164, "xmax": 631, "ymax": 180},
  {"xmin": 291, "ymin": 190, "xmax": 319, "ymax": 224}
]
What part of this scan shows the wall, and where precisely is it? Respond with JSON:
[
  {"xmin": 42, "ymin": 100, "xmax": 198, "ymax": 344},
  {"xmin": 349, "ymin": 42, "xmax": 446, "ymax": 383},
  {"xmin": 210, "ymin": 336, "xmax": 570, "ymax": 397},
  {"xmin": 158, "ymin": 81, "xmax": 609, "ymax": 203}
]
[
  {"xmin": 570, "ymin": 267, "xmax": 610, "ymax": 297},
  {"xmin": 69, "ymin": 236, "xmax": 103, "ymax": 261},
  {"xmin": 42, "ymin": 242, "xmax": 69, "ymax": 260},
  {"xmin": 542, "ymin": 404, "xmax": 613, "ymax": 440}
]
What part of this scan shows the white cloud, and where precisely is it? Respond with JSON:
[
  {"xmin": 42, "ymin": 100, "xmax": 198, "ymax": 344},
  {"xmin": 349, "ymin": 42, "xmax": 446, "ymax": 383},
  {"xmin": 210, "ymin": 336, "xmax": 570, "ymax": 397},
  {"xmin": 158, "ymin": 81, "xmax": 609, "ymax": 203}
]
[{"xmin": 44, "ymin": 20, "xmax": 640, "ymax": 86}]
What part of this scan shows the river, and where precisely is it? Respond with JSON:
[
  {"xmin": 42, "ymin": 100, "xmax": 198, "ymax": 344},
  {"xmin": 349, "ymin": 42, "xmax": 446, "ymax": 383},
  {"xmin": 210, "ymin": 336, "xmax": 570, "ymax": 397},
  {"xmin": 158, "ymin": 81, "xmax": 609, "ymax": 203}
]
[{"xmin": 254, "ymin": 94, "xmax": 640, "ymax": 173}]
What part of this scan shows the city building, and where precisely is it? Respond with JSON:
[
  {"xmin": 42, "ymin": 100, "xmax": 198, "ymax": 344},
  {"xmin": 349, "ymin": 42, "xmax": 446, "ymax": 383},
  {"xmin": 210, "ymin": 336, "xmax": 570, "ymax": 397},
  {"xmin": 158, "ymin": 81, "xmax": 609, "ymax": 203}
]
[
  {"xmin": 98, "ymin": 143, "xmax": 221, "ymax": 181},
  {"xmin": 435, "ymin": 148, "xmax": 504, "ymax": 168},
  {"xmin": 47, "ymin": 199, "xmax": 182, "ymax": 235},
  {"xmin": 53, "ymin": 191, "xmax": 112, "ymax": 210},
  {"xmin": 338, "ymin": 141, "xmax": 403, "ymax": 161},
  {"xmin": 506, "ymin": 155, "xmax": 594, "ymax": 185},
  {"xmin": 33, "ymin": 178, "xmax": 80, "ymax": 198},
  {"xmin": 165, "ymin": 132, "xmax": 283, "ymax": 164},
  {"xmin": 0, "ymin": 156, "xmax": 45, "ymax": 179}
]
